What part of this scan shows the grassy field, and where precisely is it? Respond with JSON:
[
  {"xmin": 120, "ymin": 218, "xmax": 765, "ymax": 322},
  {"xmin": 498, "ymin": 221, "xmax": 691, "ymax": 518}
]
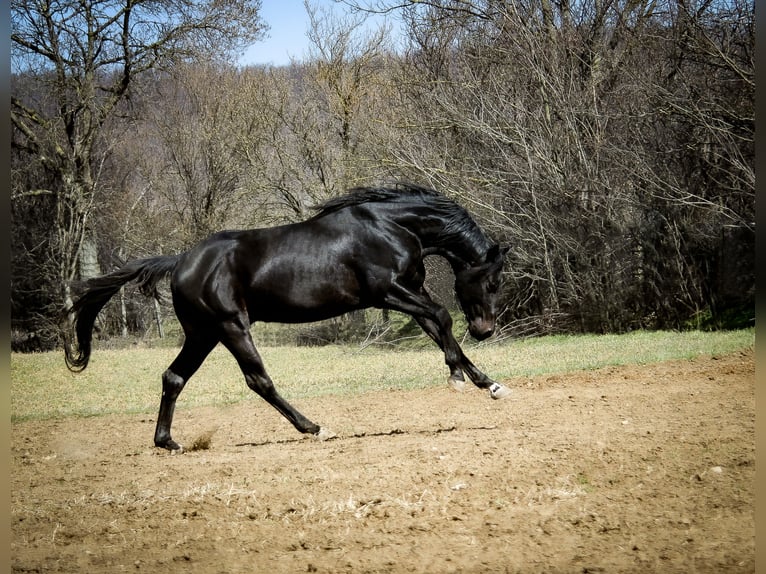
[{"xmin": 10, "ymin": 328, "xmax": 754, "ymax": 421}]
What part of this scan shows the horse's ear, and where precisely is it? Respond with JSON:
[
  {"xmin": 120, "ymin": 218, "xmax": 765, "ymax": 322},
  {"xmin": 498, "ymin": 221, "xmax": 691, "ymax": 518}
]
[{"xmin": 485, "ymin": 244, "xmax": 510, "ymax": 264}]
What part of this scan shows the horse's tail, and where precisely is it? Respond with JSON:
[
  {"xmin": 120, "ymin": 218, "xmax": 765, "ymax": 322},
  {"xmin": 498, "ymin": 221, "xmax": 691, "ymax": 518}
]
[{"xmin": 63, "ymin": 255, "xmax": 181, "ymax": 372}]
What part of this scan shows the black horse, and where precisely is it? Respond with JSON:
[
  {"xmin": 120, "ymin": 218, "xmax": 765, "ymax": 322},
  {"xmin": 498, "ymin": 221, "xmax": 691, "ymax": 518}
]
[{"xmin": 64, "ymin": 184, "xmax": 511, "ymax": 451}]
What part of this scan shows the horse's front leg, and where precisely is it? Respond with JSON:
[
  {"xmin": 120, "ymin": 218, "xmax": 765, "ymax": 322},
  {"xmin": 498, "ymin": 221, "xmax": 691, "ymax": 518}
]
[
  {"xmin": 385, "ymin": 289, "xmax": 510, "ymax": 399},
  {"xmin": 412, "ymin": 315, "xmax": 466, "ymax": 388},
  {"xmin": 413, "ymin": 315, "xmax": 508, "ymax": 397},
  {"xmin": 413, "ymin": 316, "xmax": 474, "ymax": 391}
]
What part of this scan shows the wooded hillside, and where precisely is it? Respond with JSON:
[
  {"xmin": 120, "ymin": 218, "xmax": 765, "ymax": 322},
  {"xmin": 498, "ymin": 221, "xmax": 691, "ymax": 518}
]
[{"xmin": 11, "ymin": 0, "xmax": 754, "ymax": 351}]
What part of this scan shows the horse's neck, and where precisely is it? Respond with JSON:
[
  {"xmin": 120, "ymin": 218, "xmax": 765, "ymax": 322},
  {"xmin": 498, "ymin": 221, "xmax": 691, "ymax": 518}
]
[
  {"xmin": 393, "ymin": 208, "xmax": 488, "ymax": 270},
  {"xmin": 431, "ymin": 241, "xmax": 486, "ymax": 273}
]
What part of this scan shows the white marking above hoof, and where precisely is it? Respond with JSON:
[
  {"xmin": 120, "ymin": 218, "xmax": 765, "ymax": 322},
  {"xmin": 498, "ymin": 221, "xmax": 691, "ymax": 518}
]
[
  {"xmin": 170, "ymin": 444, "xmax": 185, "ymax": 454},
  {"xmin": 449, "ymin": 377, "xmax": 466, "ymax": 392},
  {"xmin": 489, "ymin": 383, "xmax": 511, "ymax": 400},
  {"xmin": 314, "ymin": 427, "xmax": 337, "ymax": 441}
]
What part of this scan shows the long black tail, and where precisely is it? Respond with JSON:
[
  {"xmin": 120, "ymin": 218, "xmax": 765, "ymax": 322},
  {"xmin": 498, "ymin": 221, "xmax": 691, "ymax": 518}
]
[{"xmin": 63, "ymin": 255, "xmax": 181, "ymax": 372}]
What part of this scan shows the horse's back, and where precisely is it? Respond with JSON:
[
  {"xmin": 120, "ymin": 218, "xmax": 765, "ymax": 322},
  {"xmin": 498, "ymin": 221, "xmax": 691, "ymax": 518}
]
[
  {"xmin": 238, "ymin": 215, "xmax": 384, "ymax": 322},
  {"xmin": 167, "ymin": 215, "xmax": 399, "ymax": 325}
]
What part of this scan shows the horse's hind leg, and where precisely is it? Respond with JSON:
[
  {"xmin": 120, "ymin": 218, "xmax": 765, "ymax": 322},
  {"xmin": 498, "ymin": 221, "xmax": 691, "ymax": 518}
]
[
  {"xmin": 219, "ymin": 319, "xmax": 330, "ymax": 439},
  {"xmin": 154, "ymin": 332, "xmax": 218, "ymax": 451}
]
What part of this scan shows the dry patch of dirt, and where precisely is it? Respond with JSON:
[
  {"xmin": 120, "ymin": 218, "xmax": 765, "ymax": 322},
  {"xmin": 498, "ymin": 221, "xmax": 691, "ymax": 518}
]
[{"xmin": 11, "ymin": 350, "xmax": 754, "ymax": 573}]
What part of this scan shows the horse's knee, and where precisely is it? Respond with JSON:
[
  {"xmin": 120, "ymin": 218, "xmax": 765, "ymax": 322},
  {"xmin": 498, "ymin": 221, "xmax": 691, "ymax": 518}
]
[
  {"xmin": 444, "ymin": 349, "xmax": 461, "ymax": 369},
  {"xmin": 162, "ymin": 369, "xmax": 186, "ymax": 398},
  {"xmin": 435, "ymin": 307, "xmax": 453, "ymax": 329}
]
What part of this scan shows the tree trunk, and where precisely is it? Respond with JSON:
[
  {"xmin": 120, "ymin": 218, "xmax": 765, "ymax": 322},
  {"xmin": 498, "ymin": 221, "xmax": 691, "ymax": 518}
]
[
  {"xmin": 153, "ymin": 298, "xmax": 165, "ymax": 339},
  {"xmin": 79, "ymin": 234, "xmax": 101, "ymax": 279}
]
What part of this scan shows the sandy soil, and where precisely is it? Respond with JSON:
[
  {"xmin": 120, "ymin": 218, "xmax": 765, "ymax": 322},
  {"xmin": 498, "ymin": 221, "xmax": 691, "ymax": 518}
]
[{"xmin": 11, "ymin": 349, "xmax": 754, "ymax": 573}]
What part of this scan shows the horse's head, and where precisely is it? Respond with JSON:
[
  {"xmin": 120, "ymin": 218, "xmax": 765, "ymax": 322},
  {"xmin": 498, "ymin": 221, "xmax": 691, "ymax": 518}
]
[{"xmin": 454, "ymin": 244, "xmax": 509, "ymax": 341}]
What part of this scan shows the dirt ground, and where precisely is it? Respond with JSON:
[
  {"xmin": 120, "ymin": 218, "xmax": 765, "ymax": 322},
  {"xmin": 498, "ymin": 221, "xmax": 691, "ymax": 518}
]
[{"xmin": 11, "ymin": 349, "xmax": 754, "ymax": 574}]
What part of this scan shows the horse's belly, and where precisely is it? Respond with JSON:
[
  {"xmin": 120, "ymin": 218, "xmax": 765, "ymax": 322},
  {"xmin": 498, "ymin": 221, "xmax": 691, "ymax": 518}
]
[{"xmin": 245, "ymin": 275, "xmax": 363, "ymax": 324}]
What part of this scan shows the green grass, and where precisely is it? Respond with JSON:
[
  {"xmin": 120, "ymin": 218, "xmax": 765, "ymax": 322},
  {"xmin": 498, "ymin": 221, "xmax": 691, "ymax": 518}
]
[{"xmin": 10, "ymin": 328, "xmax": 754, "ymax": 422}]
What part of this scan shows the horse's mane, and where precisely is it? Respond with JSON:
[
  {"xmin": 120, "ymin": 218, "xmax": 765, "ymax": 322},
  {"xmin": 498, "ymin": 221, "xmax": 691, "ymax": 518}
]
[
  {"xmin": 312, "ymin": 183, "xmax": 443, "ymax": 217},
  {"xmin": 311, "ymin": 183, "xmax": 491, "ymax": 255}
]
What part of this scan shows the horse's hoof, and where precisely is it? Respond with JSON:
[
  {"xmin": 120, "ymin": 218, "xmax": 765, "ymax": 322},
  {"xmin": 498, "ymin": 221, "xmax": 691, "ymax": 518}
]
[
  {"xmin": 448, "ymin": 377, "xmax": 466, "ymax": 392},
  {"xmin": 314, "ymin": 427, "xmax": 337, "ymax": 441},
  {"xmin": 156, "ymin": 440, "xmax": 184, "ymax": 453},
  {"xmin": 489, "ymin": 382, "xmax": 511, "ymax": 400}
]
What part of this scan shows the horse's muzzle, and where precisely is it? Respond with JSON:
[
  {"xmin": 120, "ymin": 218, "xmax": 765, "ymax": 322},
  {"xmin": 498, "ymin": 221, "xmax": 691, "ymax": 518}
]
[{"xmin": 469, "ymin": 319, "xmax": 495, "ymax": 341}]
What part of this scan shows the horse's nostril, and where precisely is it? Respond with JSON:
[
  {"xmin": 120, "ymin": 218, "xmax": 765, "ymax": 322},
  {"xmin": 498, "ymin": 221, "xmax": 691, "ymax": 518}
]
[
  {"xmin": 476, "ymin": 328, "xmax": 493, "ymax": 341},
  {"xmin": 470, "ymin": 320, "xmax": 494, "ymax": 341}
]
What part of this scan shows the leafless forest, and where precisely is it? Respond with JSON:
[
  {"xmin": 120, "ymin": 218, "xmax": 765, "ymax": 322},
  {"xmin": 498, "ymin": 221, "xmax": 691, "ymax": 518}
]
[{"xmin": 11, "ymin": 0, "xmax": 754, "ymax": 351}]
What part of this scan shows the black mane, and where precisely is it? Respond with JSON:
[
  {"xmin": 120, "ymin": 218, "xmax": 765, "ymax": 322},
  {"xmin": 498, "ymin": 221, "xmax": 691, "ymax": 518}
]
[
  {"xmin": 312, "ymin": 183, "xmax": 443, "ymax": 216},
  {"xmin": 312, "ymin": 183, "xmax": 491, "ymax": 257}
]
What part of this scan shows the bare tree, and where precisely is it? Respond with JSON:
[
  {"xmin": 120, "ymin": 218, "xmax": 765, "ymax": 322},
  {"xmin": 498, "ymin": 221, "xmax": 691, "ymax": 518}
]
[
  {"xmin": 301, "ymin": 0, "xmax": 392, "ymax": 196},
  {"xmin": 11, "ymin": 0, "xmax": 266, "ymax": 336},
  {"xmin": 345, "ymin": 0, "xmax": 754, "ymax": 332},
  {"xmin": 238, "ymin": 0, "xmax": 394, "ymax": 222},
  {"xmin": 136, "ymin": 64, "xmax": 265, "ymax": 243}
]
